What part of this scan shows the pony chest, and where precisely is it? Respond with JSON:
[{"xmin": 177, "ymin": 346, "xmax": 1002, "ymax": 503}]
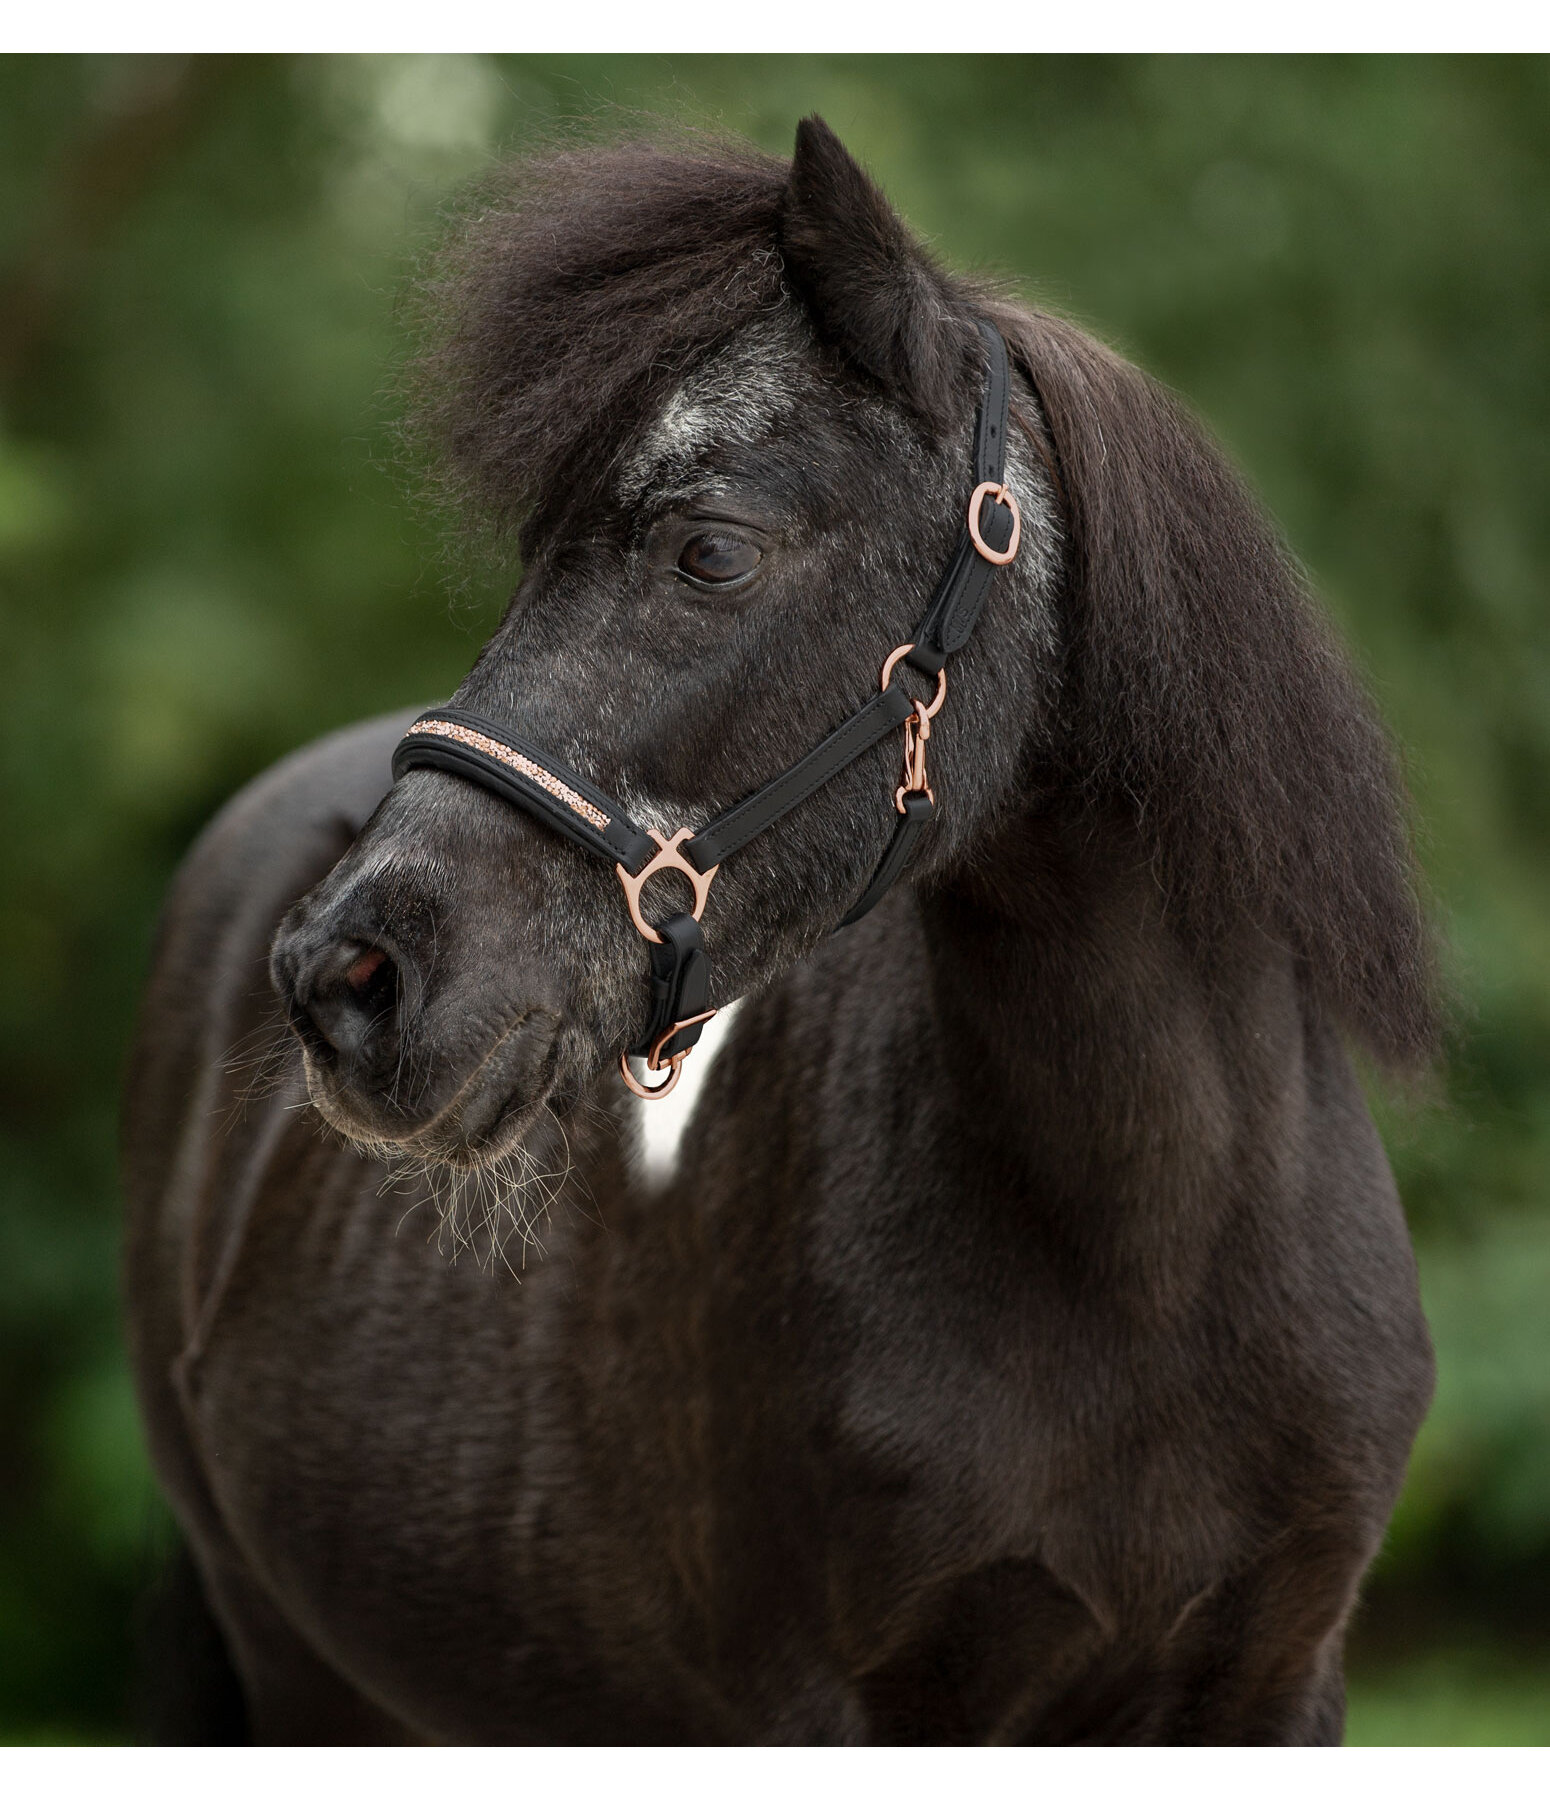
[{"xmin": 178, "ymin": 1167, "xmax": 541, "ymax": 1642}]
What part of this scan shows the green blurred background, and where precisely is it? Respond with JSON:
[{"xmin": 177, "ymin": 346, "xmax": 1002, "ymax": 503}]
[{"xmin": 0, "ymin": 53, "xmax": 1546, "ymax": 1745}]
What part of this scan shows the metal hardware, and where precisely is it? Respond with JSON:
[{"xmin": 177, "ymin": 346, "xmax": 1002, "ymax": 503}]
[
  {"xmin": 966, "ymin": 480, "xmax": 1021, "ymax": 565},
  {"xmin": 648, "ymin": 1010, "xmax": 717, "ymax": 1070},
  {"xmin": 619, "ymin": 1051, "xmax": 683, "ymax": 1099},
  {"xmin": 617, "ymin": 1009, "xmax": 717, "ymax": 1101},
  {"xmin": 879, "ymin": 644, "xmax": 946, "ymax": 814},
  {"xmin": 895, "ymin": 703, "xmax": 935, "ymax": 813},
  {"xmin": 615, "ymin": 828, "xmax": 720, "ymax": 945},
  {"xmin": 879, "ymin": 642, "xmax": 948, "ymax": 716}
]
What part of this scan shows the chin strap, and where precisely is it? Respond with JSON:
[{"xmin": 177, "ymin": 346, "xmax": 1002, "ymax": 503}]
[{"xmin": 391, "ymin": 319, "xmax": 1022, "ymax": 1098}]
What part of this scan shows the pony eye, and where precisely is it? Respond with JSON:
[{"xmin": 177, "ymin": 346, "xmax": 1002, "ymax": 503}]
[{"xmin": 676, "ymin": 532, "xmax": 762, "ymax": 587}]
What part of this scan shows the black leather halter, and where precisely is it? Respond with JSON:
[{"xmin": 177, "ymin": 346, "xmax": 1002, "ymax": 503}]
[{"xmin": 392, "ymin": 320, "xmax": 1021, "ymax": 1098}]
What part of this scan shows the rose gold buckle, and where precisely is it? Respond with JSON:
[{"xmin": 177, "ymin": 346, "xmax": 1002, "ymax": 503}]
[
  {"xmin": 967, "ymin": 480, "xmax": 1021, "ymax": 565},
  {"xmin": 617, "ymin": 1008, "xmax": 718, "ymax": 1101},
  {"xmin": 615, "ymin": 828, "xmax": 719, "ymax": 945}
]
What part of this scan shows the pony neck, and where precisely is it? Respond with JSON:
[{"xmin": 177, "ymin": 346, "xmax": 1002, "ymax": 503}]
[{"xmin": 915, "ymin": 799, "xmax": 1309, "ymax": 1306}]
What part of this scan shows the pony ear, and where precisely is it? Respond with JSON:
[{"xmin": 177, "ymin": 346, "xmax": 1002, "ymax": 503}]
[{"xmin": 780, "ymin": 115, "xmax": 972, "ymax": 425}]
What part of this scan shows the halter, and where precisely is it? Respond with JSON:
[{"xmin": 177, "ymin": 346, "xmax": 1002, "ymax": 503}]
[{"xmin": 391, "ymin": 320, "xmax": 1021, "ymax": 1099}]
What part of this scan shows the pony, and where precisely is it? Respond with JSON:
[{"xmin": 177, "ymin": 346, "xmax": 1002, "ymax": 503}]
[{"xmin": 123, "ymin": 116, "xmax": 1437, "ymax": 1744}]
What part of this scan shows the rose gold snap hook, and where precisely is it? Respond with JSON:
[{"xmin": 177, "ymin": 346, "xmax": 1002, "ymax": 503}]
[
  {"xmin": 647, "ymin": 1010, "xmax": 718, "ymax": 1071},
  {"xmin": 879, "ymin": 644, "xmax": 948, "ymax": 719},
  {"xmin": 895, "ymin": 705, "xmax": 936, "ymax": 813},
  {"xmin": 615, "ymin": 828, "xmax": 720, "ymax": 946},
  {"xmin": 967, "ymin": 481, "xmax": 1021, "ymax": 566}
]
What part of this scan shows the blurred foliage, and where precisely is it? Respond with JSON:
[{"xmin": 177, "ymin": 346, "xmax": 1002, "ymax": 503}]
[
  {"xmin": 0, "ymin": 54, "xmax": 1545, "ymax": 1744},
  {"xmin": 1348, "ymin": 1646, "xmax": 1550, "ymax": 1746}
]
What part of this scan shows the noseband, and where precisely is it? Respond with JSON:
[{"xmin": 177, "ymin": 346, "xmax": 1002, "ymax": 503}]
[{"xmin": 391, "ymin": 321, "xmax": 1021, "ymax": 1099}]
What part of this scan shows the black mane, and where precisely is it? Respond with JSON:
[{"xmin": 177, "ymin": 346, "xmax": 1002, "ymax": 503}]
[{"xmin": 990, "ymin": 301, "xmax": 1440, "ymax": 1067}]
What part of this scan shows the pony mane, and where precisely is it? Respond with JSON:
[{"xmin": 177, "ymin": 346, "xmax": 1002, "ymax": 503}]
[
  {"xmin": 986, "ymin": 300, "xmax": 1439, "ymax": 1067},
  {"xmin": 406, "ymin": 133, "xmax": 1439, "ymax": 1069}
]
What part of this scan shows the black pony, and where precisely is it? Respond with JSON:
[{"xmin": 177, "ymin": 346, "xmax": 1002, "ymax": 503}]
[{"xmin": 123, "ymin": 118, "xmax": 1437, "ymax": 1744}]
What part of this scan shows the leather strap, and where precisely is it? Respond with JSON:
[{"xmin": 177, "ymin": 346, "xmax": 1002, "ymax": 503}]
[
  {"xmin": 637, "ymin": 912, "xmax": 712, "ymax": 1060},
  {"xmin": 391, "ymin": 706, "xmax": 655, "ymax": 874},
  {"xmin": 906, "ymin": 320, "xmax": 1015, "ymax": 675},
  {"xmin": 683, "ymin": 683, "xmax": 915, "ymax": 873},
  {"xmin": 836, "ymin": 789, "xmax": 935, "ymax": 929}
]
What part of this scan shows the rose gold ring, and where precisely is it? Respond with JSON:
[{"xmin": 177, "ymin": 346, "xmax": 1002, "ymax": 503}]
[
  {"xmin": 619, "ymin": 1051, "xmax": 683, "ymax": 1100},
  {"xmin": 616, "ymin": 828, "xmax": 720, "ymax": 946},
  {"xmin": 967, "ymin": 481, "xmax": 1021, "ymax": 565},
  {"xmin": 878, "ymin": 644, "xmax": 948, "ymax": 719},
  {"xmin": 617, "ymin": 1007, "xmax": 718, "ymax": 1100}
]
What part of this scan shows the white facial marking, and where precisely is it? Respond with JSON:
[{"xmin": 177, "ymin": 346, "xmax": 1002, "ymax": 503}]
[{"xmin": 619, "ymin": 320, "xmax": 805, "ymax": 506}]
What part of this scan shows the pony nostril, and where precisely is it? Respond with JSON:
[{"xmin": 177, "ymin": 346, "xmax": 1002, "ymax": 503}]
[
  {"xmin": 345, "ymin": 946, "xmax": 388, "ymax": 993},
  {"xmin": 289, "ymin": 938, "xmax": 402, "ymax": 1070}
]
